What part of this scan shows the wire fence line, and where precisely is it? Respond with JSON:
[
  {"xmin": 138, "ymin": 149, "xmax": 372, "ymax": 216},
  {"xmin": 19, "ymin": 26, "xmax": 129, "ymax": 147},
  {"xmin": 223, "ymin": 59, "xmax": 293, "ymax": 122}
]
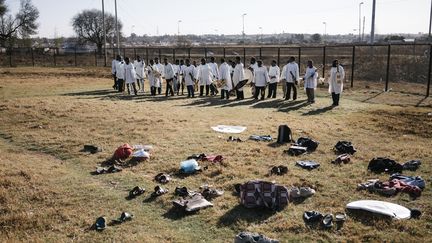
[{"xmin": 1, "ymin": 43, "xmax": 431, "ymax": 97}]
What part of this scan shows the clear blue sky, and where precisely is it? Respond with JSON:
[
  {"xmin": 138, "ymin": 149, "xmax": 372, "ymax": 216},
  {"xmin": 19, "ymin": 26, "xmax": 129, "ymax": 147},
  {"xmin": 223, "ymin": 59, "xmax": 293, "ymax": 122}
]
[{"xmin": 5, "ymin": 0, "xmax": 430, "ymax": 38}]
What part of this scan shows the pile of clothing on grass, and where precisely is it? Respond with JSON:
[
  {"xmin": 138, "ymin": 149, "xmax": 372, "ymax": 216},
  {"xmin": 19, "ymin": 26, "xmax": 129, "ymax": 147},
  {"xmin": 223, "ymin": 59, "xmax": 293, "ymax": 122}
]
[
  {"xmin": 368, "ymin": 158, "xmax": 421, "ymax": 174},
  {"xmin": 358, "ymin": 174, "xmax": 425, "ymax": 198},
  {"xmin": 172, "ymin": 185, "xmax": 224, "ymax": 212}
]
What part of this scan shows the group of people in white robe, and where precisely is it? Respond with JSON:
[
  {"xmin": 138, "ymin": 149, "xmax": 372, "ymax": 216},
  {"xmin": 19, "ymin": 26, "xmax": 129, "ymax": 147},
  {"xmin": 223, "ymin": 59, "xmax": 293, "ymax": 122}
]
[{"xmin": 111, "ymin": 55, "xmax": 345, "ymax": 106}]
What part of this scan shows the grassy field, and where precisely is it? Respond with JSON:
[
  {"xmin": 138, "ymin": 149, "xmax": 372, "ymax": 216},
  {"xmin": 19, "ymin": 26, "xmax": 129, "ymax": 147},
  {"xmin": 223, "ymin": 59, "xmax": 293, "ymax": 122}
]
[{"xmin": 0, "ymin": 67, "xmax": 431, "ymax": 242}]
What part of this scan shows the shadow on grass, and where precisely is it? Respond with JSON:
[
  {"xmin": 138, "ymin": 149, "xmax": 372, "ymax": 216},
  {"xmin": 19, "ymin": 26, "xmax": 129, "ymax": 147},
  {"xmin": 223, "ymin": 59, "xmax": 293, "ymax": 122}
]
[
  {"xmin": 277, "ymin": 100, "xmax": 310, "ymax": 113},
  {"xmin": 301, "ymin": 105, "xmax": 335, "ymax": 116},
  {"xmin": 162, "ymin": 207, "xmax": 198, "ymax": 220},
  {"xmin": 362, "ymin": 90, "xmax": 385, "ymax": 102},
  {"xmin": 346, "ymin": 209, "xmax": 392, "ymax": 227},
  {"xmin": 217, "ymin": 205, "xmax": 276, "ymax": 227}
]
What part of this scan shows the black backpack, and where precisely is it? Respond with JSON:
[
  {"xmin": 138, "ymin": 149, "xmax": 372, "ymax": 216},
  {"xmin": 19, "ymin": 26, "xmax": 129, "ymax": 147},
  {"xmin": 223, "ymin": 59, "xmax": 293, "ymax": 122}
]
[
  {"xmin": 277, "ymin": 125, "xmax": 292, "ymax": 144},
  {"xmin": 367, "ymin": 157, "xmax": 403, "ymax": 174}
]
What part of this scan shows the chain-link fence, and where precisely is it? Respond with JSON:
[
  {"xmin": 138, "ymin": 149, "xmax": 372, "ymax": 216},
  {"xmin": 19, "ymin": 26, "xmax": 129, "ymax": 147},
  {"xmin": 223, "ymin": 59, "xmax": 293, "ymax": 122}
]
[{"xmin": 1, "ymin": 44, "xmax": 431, "ymax": 97}]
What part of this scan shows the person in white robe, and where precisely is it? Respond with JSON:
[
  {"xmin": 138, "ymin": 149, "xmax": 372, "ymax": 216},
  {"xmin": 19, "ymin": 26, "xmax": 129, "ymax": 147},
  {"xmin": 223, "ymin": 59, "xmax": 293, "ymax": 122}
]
[
  {"xmin": 163, "ymin": 58, "xmax": 175, "ymax": 97},
  {"xmin": 303, "ymin": 60, "xmax": 319, "ymax": 103},
  {"xmin": 218, "ymin": 58, "xmax": 232, "ymax": 100},
  {"xmin": 248, "ymin": 57, "xmax": 259, "ymax": 97},
  {"xmin": 154, "ymin": 57, "xmax": 164, "ymax": 94},
  {"xmin": 252, "ymin": 60, "xmax": 270, "ymax": 100},
  {"xmin": 111, "ymin": 55, "xmax": 121, "ymax": 90},
  {"xmin": 147, "ymin": 59, "xmax": 159, "ymax": 96},
  {"xmin": 280, "ymin": 56, "xmax": 299, "ymax": 100},
  {"xmin": 115, "ymin": 57, "xmax": 125, "ymax": 93},
  {"xmin": 172, "ymin": 59, "xmax": 180, "ymax": 95},
  {"xmin": 232, "ymin": 56, "xmax": 245, "ymax": 100},
  {"xmin": 208, "ymin": 56, "xmax": 220, "ymax": 96},
  {"xmin": 183, "ymin": 59, "xmax": 196, "ymax": 98},
  {"xmin": 178, "ymin": 59, "xmax": 185, "ymax": 95},
  {"xmin": 124, "ymin": 57, "xmax": 137, "ymax": 95},
  {"xmin": 197, "ymin": 58, "xmax": 214, "ymax": 96},
  {"xmin": 328, "ymin": 59, "xmax": 345, "ymax": 106},
  {"xmin": 134, "ymin": 56, "xmax": 146, "ymax": 93},
  {"xmin": 267, "ymin": 60, "xmax": 280, "ymax": 98}
]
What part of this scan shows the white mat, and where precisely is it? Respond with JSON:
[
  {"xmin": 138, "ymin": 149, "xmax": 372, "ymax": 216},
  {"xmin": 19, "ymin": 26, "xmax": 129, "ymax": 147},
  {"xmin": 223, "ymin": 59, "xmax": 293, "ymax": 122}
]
[
  {"xmin": 346, "ymin": 200, "xmax": 411, "ymax": 219},
  {"xmin": 211, "ymin": 125, "xmax": 247, "ymax": 134}
]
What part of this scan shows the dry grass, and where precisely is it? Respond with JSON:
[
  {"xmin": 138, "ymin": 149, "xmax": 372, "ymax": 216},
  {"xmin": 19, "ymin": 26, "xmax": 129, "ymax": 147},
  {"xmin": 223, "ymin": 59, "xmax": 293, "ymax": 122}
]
[{"xmin": 0, "ymin": 67, "xmax": 431, "ymax": 242}]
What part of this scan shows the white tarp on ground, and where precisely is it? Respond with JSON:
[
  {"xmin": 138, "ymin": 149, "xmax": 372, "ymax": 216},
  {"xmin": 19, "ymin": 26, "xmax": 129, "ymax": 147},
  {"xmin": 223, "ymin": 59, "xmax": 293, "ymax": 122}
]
[
  {"xmin": 211, "ymin": 125, "xmax": 247, "ymax": 134},
  {"xmin": 346, "ymin": 200, "xmax": 411, "ymax": 219}
]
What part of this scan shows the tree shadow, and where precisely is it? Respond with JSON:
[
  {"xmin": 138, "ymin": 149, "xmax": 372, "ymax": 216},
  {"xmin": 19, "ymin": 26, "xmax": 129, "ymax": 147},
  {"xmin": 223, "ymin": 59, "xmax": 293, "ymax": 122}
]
[
  {"xmin": 217, "ymin": 205, "xmax": 276, "ymax": 227},
  {"xmin": 301, "ymin": 105, "xmax": 335, "ymax": 116}
]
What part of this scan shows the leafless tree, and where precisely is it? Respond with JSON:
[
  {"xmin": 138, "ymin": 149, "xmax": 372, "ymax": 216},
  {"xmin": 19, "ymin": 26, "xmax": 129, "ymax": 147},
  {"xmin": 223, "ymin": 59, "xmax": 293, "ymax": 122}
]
[
  {"xmin": 0, "ymin": 0, "xmax": 39, "ymax": 48},
  {"xmin": 72, "ymin": 9, "xmax": 121, "ymax": 54}
]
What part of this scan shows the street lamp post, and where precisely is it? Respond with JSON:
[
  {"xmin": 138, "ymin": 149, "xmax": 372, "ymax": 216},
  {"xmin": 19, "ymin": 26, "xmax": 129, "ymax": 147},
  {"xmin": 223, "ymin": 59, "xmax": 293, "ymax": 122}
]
[
  {"xmin": 359, "ymin": 2, "xmax": 364, "ymax": 42},
  {"xmin": 370, "ymin": 0, "xmax": 376, "ymax": 44},
  {"xmin": 242, "ymin": 13, "xmax": 247, "ymax": 45},
  {"xmin": 102, "ymin": 0, "xmax": 107, "ymax": 66},
  {"xmin": 322, "ymin": 22, "xmax": 327, "ymax": 43},
  {"xmin": 259, "ymin": 27, "xmax": 263, "ymax": 43},
  {"xmin": 177, "ymin": 20, "xmax": 182, "ymax": 36},
  {"xmin": 114, "ymin": 0, "xmax": 120, "ymax": 55}
]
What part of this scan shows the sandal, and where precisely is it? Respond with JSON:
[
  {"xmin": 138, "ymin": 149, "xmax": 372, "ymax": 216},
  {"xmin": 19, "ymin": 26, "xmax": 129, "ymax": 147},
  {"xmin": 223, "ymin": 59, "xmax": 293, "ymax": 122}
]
[
  {"xmin": 94, "ymin": 216, "xmax": 107, "ymax": 231},
  {"xmin": 129, "ymin": 186, "xmax": 145, "ymax": 198},
  {"xmin": 151, "ymin": 186, "xmax": 168, "ymax": 197},
  {"xmin": 322, "ymin": 214, "xmax": 334, "ymax": 229}
]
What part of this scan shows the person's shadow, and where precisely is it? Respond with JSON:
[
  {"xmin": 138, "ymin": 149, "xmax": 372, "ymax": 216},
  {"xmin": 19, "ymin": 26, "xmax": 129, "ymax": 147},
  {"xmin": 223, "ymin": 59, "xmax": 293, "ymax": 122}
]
[
  {"xmin": 301, "ymin": 105, "xmax": 335, "ymax": 116},
  {"xmin": 217, "ymin": 205, "xmax": 276, "ymax": 227}
]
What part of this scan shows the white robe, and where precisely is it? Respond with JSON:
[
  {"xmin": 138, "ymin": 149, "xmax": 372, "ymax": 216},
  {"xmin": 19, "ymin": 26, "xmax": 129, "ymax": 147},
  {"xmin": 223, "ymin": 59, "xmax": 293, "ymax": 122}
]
[
  {"xmin": 111, "ymin": 59, "xmax": 118, "ymax": 74},
  {"xmin": 115, "ymin": 61, "xmax": 125, "ymax": 79},
  {"xmin": 164, "ymin": 63, "xmax": 175, "ymax": 80},
  {"xmin": 218, "ymin": 62, "xmax": 232, "ymax": 91},
  {"xmin": 208, "ymin": 62, "xmax": 219, "ymax": 80},
  {"xmin": 233, "ymin": 63, "xmax": 245, "ymax": 91},
  {"xmin": 152, "ymin": 64, "xmax": 162, "ymax": 88},
  {"xmin": 147, "ymin": 66, "xmax": 156, "ymax": 87},
  {"xmin": 304, "ymin": 66, "xmax": 319, "ymax": 89},
  {"xmin": 281, "ymin": 62, "xmax": 299, "ymax": 83},
  {"xmin": 197, "ymin": 64, "xmax": 214, "ymax": 85},
  {"xmin": 183, "ymin": 65, "xmax": 196, "ymax": 86},
  {"xmin": 155, "ymin": 63, "xmax": 164, "ymax": 78},
  {"xmin": 268, "ymin": 66, "xmax": 280, "ymax": 83},
  {"xmin": 134, "ymin": 60, "xmax": 146, "ymax": 79},
  {"xmin": 124, "ymin": 63, "xmax": 136, "ymax": 84},
  {"xmin": 328, "ymin": 65, "xmax": 345, "ymax": 94},
  {"xmin": 253, "ymin": 66, "xmax": 270, "ymax": 87}
]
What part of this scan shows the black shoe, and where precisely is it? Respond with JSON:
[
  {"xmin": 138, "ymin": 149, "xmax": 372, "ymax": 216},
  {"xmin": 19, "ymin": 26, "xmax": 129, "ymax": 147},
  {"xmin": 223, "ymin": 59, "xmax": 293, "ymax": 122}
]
[
  {"xmin": 303, "ymin": 211, "xmax": 323, "ymax": 223},
  {"xmin": 322, "ymin": 214, "xmax": 333, "ymax": 229}
]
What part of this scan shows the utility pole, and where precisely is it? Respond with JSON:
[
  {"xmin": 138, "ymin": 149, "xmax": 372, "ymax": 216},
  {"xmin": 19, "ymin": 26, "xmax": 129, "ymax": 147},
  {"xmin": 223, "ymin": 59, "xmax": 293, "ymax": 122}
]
[
  {"xmin": 429, "ymin": 0, "xmax": 432, "ymax": 40},
  {"xmin": 370, "ymin": 0, "xmax": 376, "ymax": 44},
  {"xmin": 114, "ymin": 0, "xmax": 120, "ymax": 55},
  {"xmin": 359, "ymin": 2, "xmax": 364, "ymax": 42},
  {"xmin": 323, "ymin": 22, "xmax": 327, "ymax": 44},
  {"xmin": 102, "ymin": 0, "xmax": 107, "ymax": 66},
  {"xmin": 362, "ymin": 16, "xmax": 366, "ymax": 41},
  {"xmin": 242, "ymin": 13, "xmax": 247, "ymax": 45}
]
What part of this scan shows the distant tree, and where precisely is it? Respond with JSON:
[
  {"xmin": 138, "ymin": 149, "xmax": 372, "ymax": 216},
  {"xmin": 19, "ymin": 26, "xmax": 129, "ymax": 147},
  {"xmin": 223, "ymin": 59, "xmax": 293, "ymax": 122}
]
[
  {"xmin": 383, "ymin": 35, "xmax": 405, "ymax": 42},
  {"xmin": 0, "ymin": 0, "xmax": 39, "ymax": 48},
  {"xmin": 310, "ymin": 33, "xmax": 322, "ymax": 43},
  {"xmin": 293, "ymin": 34, "xmax": 305, "ymax": 42},
  {"xmin": 72, "ymin": 9, "xmax": 121, "ymax": 54}
]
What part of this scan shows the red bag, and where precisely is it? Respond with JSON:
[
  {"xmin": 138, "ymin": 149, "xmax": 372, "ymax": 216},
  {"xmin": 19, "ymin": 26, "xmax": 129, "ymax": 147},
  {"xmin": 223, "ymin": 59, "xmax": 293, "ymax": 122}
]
[{"xmin": 113, "ymin": 144, "xmax": 133, "ymax": 160}]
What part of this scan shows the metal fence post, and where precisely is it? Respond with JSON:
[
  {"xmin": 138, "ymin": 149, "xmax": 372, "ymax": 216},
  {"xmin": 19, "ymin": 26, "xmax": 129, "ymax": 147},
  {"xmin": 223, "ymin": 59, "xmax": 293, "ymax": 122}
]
[
  {"xmin": 122, "ymin": 48, "xmax": 126, "ymax": 59},
  {"xmin": 9, "ymin": 49, "xmax": 12, "ymax": 67},
  {"xmin": 204, "ymin": 47, "xmax": 207, "ymax": 58},
  {"xmin": 385, "ymin": 44, "xmax": 391, "ymax": 92},
  {"xmin": 95, "ymin": 49, "xmax": 98, "ymax": 66},
  {"xmin": 277, "ymin": 47, "xmax": 280, "ymax": 65},
  {"xmin": 104, "ymin": 47, "xmax": 107, "ymax": 67},
  {"xmin": 298, "ymin": 47, "xmax": 301, "ymax": 74},
  {"xmin": 426, "ymin": 44, "xmax": 432, "ymax": 97},
  {"xmin": 53, "ymin": 48, "xmax": 57, "ymax": 66},
  {"xmin": 351, "ymin": 45, "xmax": 356, "ymax": 88},
  {"xmin": 259, "ymin": 47, "xmax": 262, "ymax": 59},
  {"xmin": 223, "ymin": 47, "xmax": 226, "ymax": 58},
  {"xmin": 134, "ymin": 48, "xmax": 137, "ymax": 59},
  {"xmin": 322, "ymin": 46, "xmax": 326, "ymax": 78},
  {"xmin": 31, "ymin": 48, "xmax": 35, "ymax": 67},
  {"xmin": 158, "ymin": 48, "xmax": 161, "ymax": 60},
  {"xmin": 74, "ymin": 47, "xmax": 77, "ymax": 66},
  {"xmin": 146, "ymin": 48, "xmax": 149, "ymax": 64},
  {"xmin": 188, "ymin": 48, "xmax": 191, "ymax": 59},
  {"xmin": 173, "ymin": 48, "xmax": 176, "ymax": 62},
  {"xmin": 243, "ymin": 48, "xmax": 246, "ymax": 63}
]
